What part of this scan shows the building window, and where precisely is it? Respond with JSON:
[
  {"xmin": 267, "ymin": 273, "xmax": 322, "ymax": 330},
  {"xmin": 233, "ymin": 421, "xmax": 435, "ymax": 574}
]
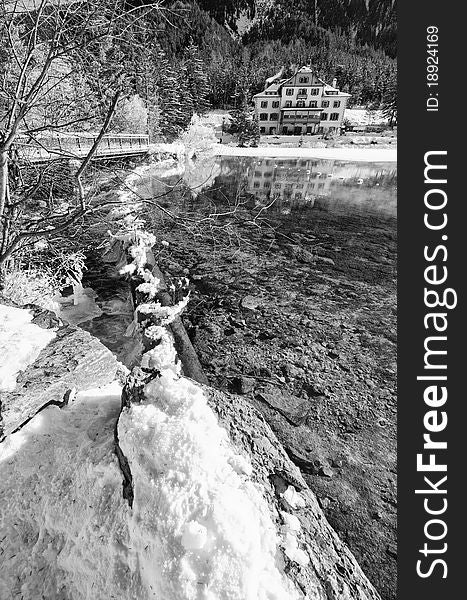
[
  {"xmin": 264, "ymin": 182, "xmax": 271, "ymax": 189},
  {"xmin": 261, "ymin": 101, "xmax": 268, "ymax": 108},
  {"xmin": 322, "ymin": 101, "xmax": 329, "ymax": 108},
  {"xmin": 259, "ymin": 128, "xmax": 265, "ymax": 134},
  {"xmin": 286, "ymin": 88, "xmax": 294, "ymax": 96},
  {"xmin": 333, "ymin": 100, "xmax": 341, "ymax": 108},
  {"xmin": 260, "ymin": 113, "xmax": 268, "ymax": 121},
  {"xmin": 321, "ymin": 113, "xmax": 328, "ymax": 121},
  {"xmin": 330, "ymin": 113, "xmax": 339, "ymax": 121},
  {"xmin": 298, "ymin": 88, "xmax": 307, "ymax": 95},
  {"xmin": 254, "ymin": 170, "xmax": 262, "ymax": 177},
  {"xmin": 270, "ymin": 113, "xmax": 279, "ymax": 120},
  {"xmin": 272, "ymin": 101, "xmax": 279, "ymax": 108},
  {"xmin": 310, "ymin": 88, "xmax": 319, "ymax": 95},
  {"xmin": 254, "ymin": 181, "xmax": 260, "ymax": 188},
  {"xmin": 269, "ymin": 127, "xmax": 276, "ymax": 134},
  {"xmin": 309, "ymin": 101, "xmax": 317, "ymax": 108},
  {"xmin": 297, "ymin": 101, "xmax": 305, "ymax": 108},
  {"xmin": 326, "ymin": 90, "xmax": 338, "ymax": 95},
  {"xmin": 298, "ymin": 77, "xmax": 309, "ymax": 83},
  {"xmin": 274, "ymin": 183, "xmax": 281, "ymax": 189},
  {"xmin": 285, "ymin": 101, "xmax": 292, "ymax": 108},
  {"xmin": 295, "ymin": 192, "xmax": 303, "ymax": 200}
]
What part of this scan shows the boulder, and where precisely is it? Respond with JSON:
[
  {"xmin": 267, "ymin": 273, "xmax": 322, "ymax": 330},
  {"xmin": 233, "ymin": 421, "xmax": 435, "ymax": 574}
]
[
  {"xmin": 0, "ymin": 320, "xmax": 120, "ymax": 439},
  {"xmin": 204, "ymin": 385, "xmax": 381, "ymax": 600}
]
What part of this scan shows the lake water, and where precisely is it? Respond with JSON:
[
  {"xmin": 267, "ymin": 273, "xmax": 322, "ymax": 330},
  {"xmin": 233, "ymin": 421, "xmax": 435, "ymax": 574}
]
[
  {"xmin": 69, "ymin": 154, "xmax": 396, "ymax": 366},
  {"xmin": 135, "ymin": 154, "xmax": 397, "ymax": 221}
]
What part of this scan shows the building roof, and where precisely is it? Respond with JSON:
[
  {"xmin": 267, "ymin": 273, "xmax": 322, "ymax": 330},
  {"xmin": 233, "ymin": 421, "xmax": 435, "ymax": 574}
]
[
  {"xmin": 253, "ymin": 82, "xmax": 281, "ymax": 98},
  {"xmin": 256, "ymin": 65, "xmax": 351, "ymax": 98},
  {"xmin": 322, "ymin": 84, "xmax": 351, "ymax": 97}
]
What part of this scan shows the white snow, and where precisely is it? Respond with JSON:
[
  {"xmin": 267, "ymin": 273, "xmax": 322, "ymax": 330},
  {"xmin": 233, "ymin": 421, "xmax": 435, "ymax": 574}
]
[
  {"xmin": 0, "ymin": 245, "xmax": 303, "ymax": 598},
  {"xmin": 216, "ymin": 145, "xmax": 397, "ymax": 162},
  {"xmin": 281, "ymin": 512, "xmax": 301, "ymax": 533},
  {"xmin": 0, "ymin": 304, "xmax": 56, "ymax": 392},
  {"xmin": 117, "ymin": 342, "xmax": 300, "ymax": 599},
  {"xmin": 281, "ymin": 486, "xmax": 307, "ymax": 510},
  {"xmin": 344, "ymin": 108, "xmax": 388, "ymax": 126}
]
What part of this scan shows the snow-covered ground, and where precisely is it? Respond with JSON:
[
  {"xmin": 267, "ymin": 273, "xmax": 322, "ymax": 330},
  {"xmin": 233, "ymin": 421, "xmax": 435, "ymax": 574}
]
[
  {"xmin": 216, "ymin": 145, "xmax": 396, "ymax": 162},
  {"xmin": 0, "ymin": 304, "xmax": 56, "ymax": 392},
  {"xmin": 345, "ymin": 108, "xmax": 388, "ymax": 126},
  {"xmin": 0, "ymin": 300, "xmax": 304, "ymax": 599}
]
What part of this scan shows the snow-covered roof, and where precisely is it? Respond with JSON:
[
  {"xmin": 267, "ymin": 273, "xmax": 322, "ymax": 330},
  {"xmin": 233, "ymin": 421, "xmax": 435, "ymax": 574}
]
[
  {"xmin": 257, "ymin": 66, "xmax": 351, "ymax": 98},
  {"xmin": 253, "ymin": 82, "xmax": 281, "ymax": 97},
  {"xmin": 323, "ymin": 84, "xmax": 351, "ymax": 97}
]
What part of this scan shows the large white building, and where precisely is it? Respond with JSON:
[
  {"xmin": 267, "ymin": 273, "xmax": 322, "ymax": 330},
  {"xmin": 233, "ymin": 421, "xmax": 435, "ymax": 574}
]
[{"xmin": 253, "ymin": 66, "xmax": 351, "ymax": 136}]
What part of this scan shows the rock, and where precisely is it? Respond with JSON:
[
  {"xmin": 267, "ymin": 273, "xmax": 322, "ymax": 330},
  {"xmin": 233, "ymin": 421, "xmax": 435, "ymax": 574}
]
[
  {"xmin": 319, "ymin": 496, "xmax": 335, "ymax": 510},
  {"xmin": 316, "ymin": 255, "xmax": 336, "ymax": 265},
  {"xmin": 24, "ymin": 305, "xmax": 62, "ymax": 329},
  {"xmin": 318, "ymin": 465, "xmax": 334, "ymax": 478},
  {"xmin": 204, "ymin": 386, "xmax": 381, "ymax": 600},
  {"xmin": 256, "ymin": 385, "xmax": 313, "ymax": 427},
  {"xmin": 0, "ymin": 323, "xmax": 119, "ymax": 439},
  {"xmin": 241, "ymin": 295, "xmax": 262, "ymax": 310},
  {"xmin": 232, "ymin": 376, "xmax": 255, "ymax": 395}
]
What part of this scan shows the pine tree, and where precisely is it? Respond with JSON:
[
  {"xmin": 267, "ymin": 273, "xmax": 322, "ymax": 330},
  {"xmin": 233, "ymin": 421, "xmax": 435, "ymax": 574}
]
[
  {"xmin": 151, "ymin": 45, "xmax": 191, "ymax": 139},
  {"xmin": 381, "ymin": 75, "xmax": 397, "ymax": 126},
  {"xmin": 184, "ymin": 42, "xmax": 211, "ymax": 114}
]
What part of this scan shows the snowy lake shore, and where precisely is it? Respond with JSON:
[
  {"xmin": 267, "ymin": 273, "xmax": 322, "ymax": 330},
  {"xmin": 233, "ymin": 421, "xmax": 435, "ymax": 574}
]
[{"xmin": 215, "ymin": 145, "xmax": 397, "ymax": 162}]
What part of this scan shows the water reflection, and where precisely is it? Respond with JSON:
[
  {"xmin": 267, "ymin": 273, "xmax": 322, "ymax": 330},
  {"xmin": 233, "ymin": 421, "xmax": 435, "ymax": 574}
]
[
  {"xmin": 139, "ymin": 155, "xmax": 397, "ymax": 219},
  {"xmin": 244, "ymin": 157, "xmax": 396, "ymax": 217}
]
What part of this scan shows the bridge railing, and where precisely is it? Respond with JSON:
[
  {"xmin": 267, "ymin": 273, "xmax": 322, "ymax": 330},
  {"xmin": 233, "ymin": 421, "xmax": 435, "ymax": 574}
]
[{"xmin": 15, "ymin": 132, "xmax": 150, "ymax": 162}]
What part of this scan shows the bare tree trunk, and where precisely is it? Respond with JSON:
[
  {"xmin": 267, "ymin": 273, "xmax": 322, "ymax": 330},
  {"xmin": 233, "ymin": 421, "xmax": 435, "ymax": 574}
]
[
  {"xmin": 0, "ymin": 148, "xmax": 11, "ymax": 288},
  {"xmin": 0, "ymin": 149, "xmax": 9, "ymax": 229}
]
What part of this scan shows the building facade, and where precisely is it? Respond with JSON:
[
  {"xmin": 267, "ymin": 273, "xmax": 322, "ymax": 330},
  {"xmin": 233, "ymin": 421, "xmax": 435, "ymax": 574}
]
[{"xmin": 253, "ymin": 66, "xmax": 351, "ymax": 136}]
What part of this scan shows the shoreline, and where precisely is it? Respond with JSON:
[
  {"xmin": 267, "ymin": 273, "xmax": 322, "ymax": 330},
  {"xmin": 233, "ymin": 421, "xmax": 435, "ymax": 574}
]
[{"xmin": 215, "ymin": 145, "xmax": 397, "ymax": 162}]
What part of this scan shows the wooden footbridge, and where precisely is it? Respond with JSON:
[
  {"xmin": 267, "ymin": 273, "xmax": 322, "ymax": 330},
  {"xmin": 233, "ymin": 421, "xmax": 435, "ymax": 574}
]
[{"xmin": 16, "ymin": 132, "xmax": 150, "ymax": 163}]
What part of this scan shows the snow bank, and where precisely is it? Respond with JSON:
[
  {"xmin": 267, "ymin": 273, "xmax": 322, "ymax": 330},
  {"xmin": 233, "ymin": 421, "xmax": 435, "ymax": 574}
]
[
  {"xmin": 0, "ymin": 374, "xmax": 300, "ymax": 599},
  {"xmin": 0, "ymin": 304, "xmax": 56, "ymax": 392},
  {"xmin": 216, "ymin": 145, "xmax": 397, "ymax": 162},
  {"xmin": 118, "ymin": 359, "xmax": 300, "ymax": 600}
]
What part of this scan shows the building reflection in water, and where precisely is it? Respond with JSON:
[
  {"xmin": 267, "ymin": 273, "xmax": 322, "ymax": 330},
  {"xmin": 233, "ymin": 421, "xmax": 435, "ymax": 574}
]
[
  {"xmin": 247, "ymin": 158, "xmax": 335, "ymax": 212},
  {"xmin": 245, "ymin": 157, "xmax": 396, "ymax": 216}
]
